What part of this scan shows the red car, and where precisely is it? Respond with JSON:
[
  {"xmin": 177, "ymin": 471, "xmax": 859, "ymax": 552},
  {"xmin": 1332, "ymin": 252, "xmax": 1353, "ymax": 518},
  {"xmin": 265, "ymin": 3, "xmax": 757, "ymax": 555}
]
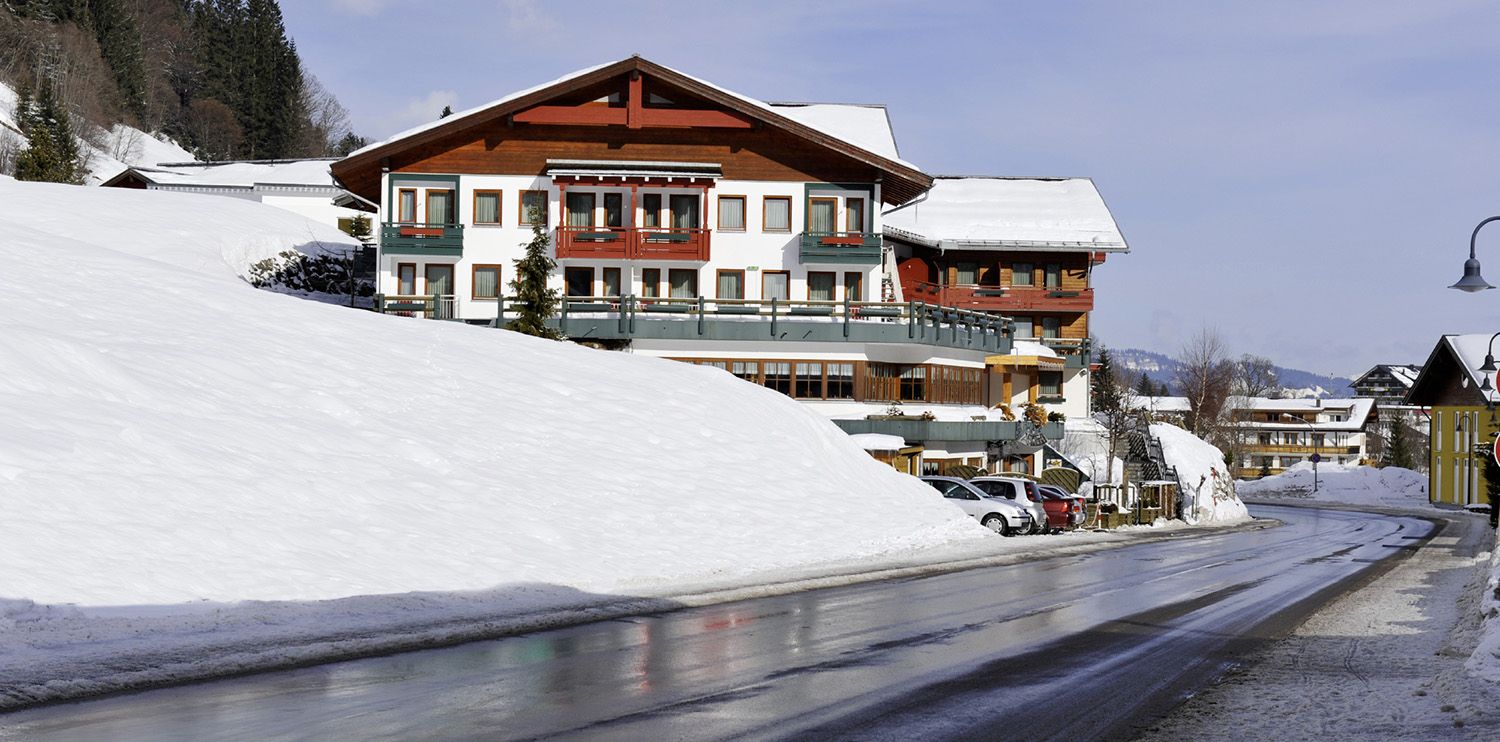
[{"xmin": 1036, "ymin": 484, "xmax": 1086, "ymax": 531}]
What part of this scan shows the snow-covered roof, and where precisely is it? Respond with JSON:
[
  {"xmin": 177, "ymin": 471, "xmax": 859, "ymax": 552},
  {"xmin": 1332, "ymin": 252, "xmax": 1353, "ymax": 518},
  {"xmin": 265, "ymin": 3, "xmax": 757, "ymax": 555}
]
[
  {"xmin": 1229, "ymin": 397, "xmax": 1377, "ymax": 431},
  {"xmin": 1009, "ymin": 340, "xmax": 1060, "ymax": 358},
  {"xmin": 882, "ymin": 176, "xmax": 1129, "ymax": 251},
  {"xmin": 766, "ymin": 102, "xmax": 902, "ymax": 163},
  {"xmin": 1138, "ymin": 396, "xmax": 1192, "ymax": 413},
  {"xmin": 1434, "ymin": 334, "xmax": 1500, "ymax": 404},
  {"xmin": 134, "ymin": 159, "xmax": 340, "ymax": 190},
  {"xmin": 848, "ymin": 433, "xmax": 908, "ymax": 452},
  {"xmin": 1353, "ymin": 363, "xmax": 1420, "ymax": 389},
  {"xmin": 351, "ymin": 58, "xmax": 917, "ymax": 172}
]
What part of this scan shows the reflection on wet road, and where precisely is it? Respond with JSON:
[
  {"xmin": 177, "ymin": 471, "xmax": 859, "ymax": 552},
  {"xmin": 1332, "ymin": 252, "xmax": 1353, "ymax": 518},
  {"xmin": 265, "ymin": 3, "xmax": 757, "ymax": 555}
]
[{"xmin": 0, "ymin": 505, "xmax": 1433, "ymax": 741}]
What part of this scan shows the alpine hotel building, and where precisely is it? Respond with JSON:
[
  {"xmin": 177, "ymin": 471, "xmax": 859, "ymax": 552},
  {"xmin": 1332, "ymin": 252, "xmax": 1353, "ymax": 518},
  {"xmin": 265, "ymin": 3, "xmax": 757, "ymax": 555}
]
[{"xmin": 330, "ymin": 56, "xmax": 1130, "ymax": 475}]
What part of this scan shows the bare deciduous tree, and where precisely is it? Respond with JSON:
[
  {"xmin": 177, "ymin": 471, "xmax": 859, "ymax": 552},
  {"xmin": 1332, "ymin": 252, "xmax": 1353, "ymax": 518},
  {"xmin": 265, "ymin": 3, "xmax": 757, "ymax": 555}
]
[
  {"xmin": 184, "ymin": 98, "xmax": 240, "ymax": 160},
  {"xmin": 1175, "ymin": 328, "xmax": 1234, "ymax": 440}
]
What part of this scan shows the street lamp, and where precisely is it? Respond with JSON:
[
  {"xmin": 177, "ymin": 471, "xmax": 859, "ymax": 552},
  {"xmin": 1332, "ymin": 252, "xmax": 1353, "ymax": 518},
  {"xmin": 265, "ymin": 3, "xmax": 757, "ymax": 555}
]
[
  {"xmin": 1280, "ymin": 412, "xmax": 1320, "ymax": 493},
  {"xmin": 1451, "ymin": 217, "xmax": 1500, "ymax": 292}
]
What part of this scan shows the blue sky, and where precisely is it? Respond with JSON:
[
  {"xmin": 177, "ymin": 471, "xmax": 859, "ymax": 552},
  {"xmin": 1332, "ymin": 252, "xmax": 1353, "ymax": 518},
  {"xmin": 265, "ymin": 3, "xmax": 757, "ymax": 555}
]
[{"xmin": 284, "ymin": 0, "xmax": 1500, "ymax": 377}]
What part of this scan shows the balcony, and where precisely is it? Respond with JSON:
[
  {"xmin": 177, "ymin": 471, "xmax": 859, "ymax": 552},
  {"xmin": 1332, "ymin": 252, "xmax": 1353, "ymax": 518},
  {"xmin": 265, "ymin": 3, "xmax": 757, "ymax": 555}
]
[
  {"xmin": 832, "ymin": 418, "xmax": 1065, "ymax": 443},
  {"xmin": 555, "ymin": 226, "xmax": 710, "ymax": 261},
  {"xmin": 520, "ymin": 295, "xmax": 1013, "ymax": 353},
  {"xmin": 907, "ymin": 283, "xmax": 1094, "ymax": 313},
  {"xmin": 1242, "ymin": 444, "xmax": 1363, "ymax": 456},
  {"xmin": 1039, "ymin": 338, "xmax": 1092, "ymax": 369},
  {"xmin": 799, "ymin": 231, "xmax": 882, "ymax": 264},
  {"xmin": 381, "ymin": 222, "xmax": 464, "ymax": 256}
]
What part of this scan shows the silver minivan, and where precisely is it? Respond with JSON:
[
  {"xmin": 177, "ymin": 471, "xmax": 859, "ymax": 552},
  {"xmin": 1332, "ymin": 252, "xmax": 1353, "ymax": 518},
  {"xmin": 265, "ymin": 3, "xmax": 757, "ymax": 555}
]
[{"xmin": 969, "ymin": 477, "xmax": 1049, "ymax": 534}]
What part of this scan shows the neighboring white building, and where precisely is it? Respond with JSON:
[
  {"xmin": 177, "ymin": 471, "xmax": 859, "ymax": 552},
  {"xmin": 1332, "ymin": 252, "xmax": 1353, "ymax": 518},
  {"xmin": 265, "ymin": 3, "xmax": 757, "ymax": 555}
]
[{"xmin": 101, "ymin": 158, "xmax": 373, "ymax": 232}]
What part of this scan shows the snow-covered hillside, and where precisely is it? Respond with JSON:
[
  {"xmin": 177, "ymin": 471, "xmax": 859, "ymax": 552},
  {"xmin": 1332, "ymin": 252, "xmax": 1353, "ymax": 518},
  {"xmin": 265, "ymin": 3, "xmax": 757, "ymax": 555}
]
[
  {"xmin": 0, "ymin": 80, "xmax": 197, "ymax": 184},
  {"xmin": 0, "ymin": 177, "xmax": 985, "ymax": 610}
]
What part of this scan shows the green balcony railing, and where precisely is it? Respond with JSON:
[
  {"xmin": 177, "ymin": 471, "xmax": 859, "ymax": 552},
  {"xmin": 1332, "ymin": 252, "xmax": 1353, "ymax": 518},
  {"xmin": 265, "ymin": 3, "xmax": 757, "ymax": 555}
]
[
  {"xmin": 799, "ymin": 231, "xmax": 882, "ymax": 264},
  {"xmin": 382, "ymin": 222, "xmax": 464, "ymax": 256},
  {"xmin": 831, "ymin": 418, "xmax": 1065, "ymax": 443}
]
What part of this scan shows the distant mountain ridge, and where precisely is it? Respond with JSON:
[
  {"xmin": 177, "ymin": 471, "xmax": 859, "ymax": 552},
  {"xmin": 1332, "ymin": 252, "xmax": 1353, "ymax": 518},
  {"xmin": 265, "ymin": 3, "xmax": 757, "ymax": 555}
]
[{"xmin": 1110, "ymin": 348, "xmax": 1357, "ymax": 399}]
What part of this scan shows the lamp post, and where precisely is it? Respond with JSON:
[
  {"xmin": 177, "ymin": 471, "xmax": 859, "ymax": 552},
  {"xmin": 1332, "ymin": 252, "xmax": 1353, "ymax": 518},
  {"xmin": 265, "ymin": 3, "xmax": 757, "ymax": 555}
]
[
  {"xmin": 1280, "ymin": 412, "xmax": 1319, "ymax": 492},
  {"xmin": 1450, "ymin": 217, "xmax": 1500, "ymax": 292}
]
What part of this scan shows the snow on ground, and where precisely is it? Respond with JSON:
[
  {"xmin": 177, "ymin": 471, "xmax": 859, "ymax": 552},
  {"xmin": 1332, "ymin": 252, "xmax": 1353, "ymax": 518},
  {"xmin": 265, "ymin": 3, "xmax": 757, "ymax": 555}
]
[
  {"xmin": 1239, "ymin": 462, "xmax": 1431, "ymax": 509},
  {"xmin": 0, "ymin": 177, "xmax": 1018, "ymax": 704},
  {"xmin": 1152, "ymin": 422, "xmax": 1250, "ymax": 524}
]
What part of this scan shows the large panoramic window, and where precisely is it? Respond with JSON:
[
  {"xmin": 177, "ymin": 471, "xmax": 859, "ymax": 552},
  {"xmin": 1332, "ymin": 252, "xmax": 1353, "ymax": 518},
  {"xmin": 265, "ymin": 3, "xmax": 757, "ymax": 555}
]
[
  {"xmin": 763, "ymin": 196, "xmax": 791, "ymax": 232},
  {"xmin": 718, "ymin": 196, "xmax": 746, "ymax": 231},
  {"xmin": 668, "ymin": 268, "xmax": 698, "ymax": 298},
  {"xmin": 473, "ymin": 190, "xmax": 501, "ymax": 225},
  {"xmin": 519, "ymin": 190, "xmax": 549, "ymax": 225},
  {"xmin": 472, "ymin": 264, "xmax": 501, "ymax": 299}
]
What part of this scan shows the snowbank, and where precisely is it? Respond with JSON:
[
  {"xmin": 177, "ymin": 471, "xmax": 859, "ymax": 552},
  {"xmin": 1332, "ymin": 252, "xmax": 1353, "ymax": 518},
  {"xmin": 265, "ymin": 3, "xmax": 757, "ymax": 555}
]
[
  {"xmin": 1238, "ymin": 462, "xmax": 1430, "ymax": 509},
  {"xmin": 1151, "ymin": 423, "xmax": 1250, "ymax": 524},
  {"xmin": 1470, "ymin": 547, "xmax": 1500, "ymax": 683},
  {"xmin": 0, "ymin": 179, "xmax": 998, "ymax": 701}
]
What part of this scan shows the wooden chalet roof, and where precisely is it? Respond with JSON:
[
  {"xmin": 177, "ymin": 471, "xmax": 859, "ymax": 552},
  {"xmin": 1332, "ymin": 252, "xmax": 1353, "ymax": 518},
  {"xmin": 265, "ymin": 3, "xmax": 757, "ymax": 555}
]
[{"xmin": 330, "ymin": 56, "xmax": 933, "ymax": 205}]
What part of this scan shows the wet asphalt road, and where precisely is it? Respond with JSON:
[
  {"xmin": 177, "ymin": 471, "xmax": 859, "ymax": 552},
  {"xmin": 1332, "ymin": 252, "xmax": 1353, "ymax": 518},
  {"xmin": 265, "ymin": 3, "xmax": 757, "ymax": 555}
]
[{"xmin": 0, "ymin": 504, "xmax": 1434, "ymax": 742}]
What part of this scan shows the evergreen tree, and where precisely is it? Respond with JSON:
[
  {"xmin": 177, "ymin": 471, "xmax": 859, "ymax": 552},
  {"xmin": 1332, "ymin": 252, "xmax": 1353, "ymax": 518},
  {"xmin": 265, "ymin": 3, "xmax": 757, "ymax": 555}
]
[
  {"xmin": 1485, "ymin": 452, "xmax": 1500, "ymax": 529},
  {"xmin": 1258, "ymin": 459, "xmax": 1272, "ymax": 478},
  {"xmin": 506, "ymin": 210, "xmax": 563, "ymax": 339},
  {"xmin": 184, "ymin": 0, "xmax": 303, "ymax": 159},
  {"xmin": 1092, "ymin": 347, "xmax": 1122, "ymax": 414},
  {"xmin": 346, "ymin": 214, "xmax": 372, "ymax": 244},
  {"xmin": 14, "ymin": 77, "xmax": 82, "ymax": 184},
  {"xmin": 1135, "ymin": 371, "xmax": 1155, "ymax": 397},
  {"xmin": 1386, "ymin": 417, "xmax": 1414, "ymax": 470},
  {"xmin": 439, "ymin": 105, "xmax": 453, "ymax": 119},
  {"xmin": 332, "ymin": 132, "xmax": 367, "ymax": 156}
]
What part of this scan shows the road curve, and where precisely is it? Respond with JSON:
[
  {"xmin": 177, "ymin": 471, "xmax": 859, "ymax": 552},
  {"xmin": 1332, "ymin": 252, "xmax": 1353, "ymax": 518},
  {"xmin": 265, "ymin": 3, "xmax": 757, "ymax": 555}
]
[{"xmin": 0, "ymin": 505, "xmax": 1434, "ymax": 742}]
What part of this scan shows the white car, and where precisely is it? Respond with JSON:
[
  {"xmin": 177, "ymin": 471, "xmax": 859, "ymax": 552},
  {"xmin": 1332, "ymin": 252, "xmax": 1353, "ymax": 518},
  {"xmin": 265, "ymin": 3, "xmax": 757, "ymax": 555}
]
[
  {"xmin": 920, "ymin": 476, "xmax": 1034, "ymax": 536},
  {"xmin": 969, "ymin": 476, "xmax": 1050, "ymax": 534}
]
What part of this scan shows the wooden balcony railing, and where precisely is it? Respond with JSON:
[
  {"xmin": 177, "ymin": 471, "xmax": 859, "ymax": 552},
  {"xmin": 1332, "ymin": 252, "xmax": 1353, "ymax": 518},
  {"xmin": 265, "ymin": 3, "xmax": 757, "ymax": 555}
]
[
  {"xmin": 554, "ymin": 226, "xmax": 710, "ymax": 261},
  {"xmin": 906, "ymin": 282, "xmax": 1094, "ymax": 312},
  {"xmin": 381, "ymin": 222, "xmax": 464, "ymax": 256}
]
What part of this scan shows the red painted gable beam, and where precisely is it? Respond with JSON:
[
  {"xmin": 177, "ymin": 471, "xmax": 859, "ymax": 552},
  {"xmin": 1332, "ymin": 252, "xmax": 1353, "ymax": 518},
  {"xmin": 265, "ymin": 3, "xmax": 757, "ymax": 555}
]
[
  {"xmin": 638, "ymin": 108, "xmax": 753, "ymax": 129},
  {"xmin": 513, "ymin": 106, "xmax": 628, "ymax": 126},
  {"xmin": 627, "ymin": 72, "xmax": 643, "ymax": 129}
]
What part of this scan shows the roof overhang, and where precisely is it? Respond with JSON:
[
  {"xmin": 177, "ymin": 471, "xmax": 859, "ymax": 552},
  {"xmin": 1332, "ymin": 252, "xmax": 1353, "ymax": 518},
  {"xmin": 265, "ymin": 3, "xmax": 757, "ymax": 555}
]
[
  {"xmin": 987, "ymin": 354, "xmax": 1065, "ymax": 370},
  {"xmin": 545, "ymin": 159, "xmax": 722, "ymax": 184}
]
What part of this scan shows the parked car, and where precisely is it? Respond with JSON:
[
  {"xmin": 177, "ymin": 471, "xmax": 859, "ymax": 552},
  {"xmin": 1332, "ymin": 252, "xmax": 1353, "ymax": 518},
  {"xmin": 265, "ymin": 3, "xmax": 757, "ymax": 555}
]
[
  {"xmin": 968, "ymin": 477, "xmax": 1049, "ymax": 534},
  {"xmin": 1035, "ymin": 484, "xmax": 1087, "ymax": 531},
  {"xmin": 920, "ymin": 476, "xmax": 1034, "ymax": 536}
]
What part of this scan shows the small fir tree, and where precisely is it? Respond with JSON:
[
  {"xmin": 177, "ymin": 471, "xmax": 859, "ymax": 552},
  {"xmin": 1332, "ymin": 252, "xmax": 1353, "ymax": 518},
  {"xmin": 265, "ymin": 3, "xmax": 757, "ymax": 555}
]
[
  {"xmin": 1092, "ymin": 347, "xmax": 1122, "ymax": 414},
  {"xmin": 439, "ymin": 105, "xmax": 453, "ymax": 119},
  {"xmin": 14, "ymin": 78, "xmax": 82, "ymax": 184},
  {"xmin": 346, "ymin": 214, "xmax": 373, "ymax": 244},
  {"xmin": 1258, "ymin": 459, "xmax": 1272, "ymax": 478},
  {"xmin": 1135, "ymin": 371, "xmax": 1155, "ymax": 397},
  {"xmin": 1386, "ymin": 417, "xmax": 1414, "ymax": 470},
  {"xmin": 507, "ymin": 209, "xmax": 562, "ymax": 339}
]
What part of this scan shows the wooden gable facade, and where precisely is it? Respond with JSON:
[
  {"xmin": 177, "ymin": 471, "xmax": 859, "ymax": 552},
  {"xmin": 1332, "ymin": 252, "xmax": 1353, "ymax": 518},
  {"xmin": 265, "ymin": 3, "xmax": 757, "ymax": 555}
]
[{"xmin": 331, "ymin": 56, "xmax": 931, "ymax": 206}]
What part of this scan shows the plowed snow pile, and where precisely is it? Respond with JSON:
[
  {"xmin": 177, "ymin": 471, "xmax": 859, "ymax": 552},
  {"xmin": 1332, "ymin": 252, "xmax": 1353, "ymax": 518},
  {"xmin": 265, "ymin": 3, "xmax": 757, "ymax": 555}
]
[
  {"xmin": 0, "ymin": 178, "xmax": 988, "ymax": 703},
  {"xmin": 1237, "ymin": 462, "xmax": 1429, "ymax": 508},
  {"xmin": 1151, "ymin": 423, "xmax": 1249, "ymax": 524}
]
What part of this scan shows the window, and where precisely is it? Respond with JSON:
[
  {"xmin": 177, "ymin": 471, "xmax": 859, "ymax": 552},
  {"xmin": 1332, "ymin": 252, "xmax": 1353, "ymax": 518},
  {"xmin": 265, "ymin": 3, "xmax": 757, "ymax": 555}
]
[
  {"xmin": 472, "ymin": 264, "xmax": 501, "ymax": 299},
  {"xmin": 1044, "ymin": 263, "xmax": 1062, "ymax": 288},
  {"xmin": 566, "ymin": 192, "xmax": 595, "ymax": 227},
  {"xmin": 716, "ymin": 270, "xmax": 745, "ymax": 300},
  {"xmin": 473, "ymin": 190, "xmax": 502, "ymax": 225},
  {"xmin": 763, "ymin": 271, "xmax": 789, "ymax": 301},
  {"xmin": 669, "ymin": 194, "xmax": 700, "ymax": 229},
  {"xmin": 1041, "ymin": 316, "xmax": 1061, "ymax": 339},
  {"xmin": 845, "ymin": 197, "xmax": 865, "ymax": 233},
  {"xmin": 520, "ymin": 190, "xmax": 549, "ymax": 225},
  {"xmin": 602, "ymin": 267, "xmax": 621, "ymax": 297},
  {"xmin": 808, "ymin": 197, "xmax": 837, "ymax": 234},
  {"xmin": 1012, "ymin": 262, "xmax": 1034, "ymax": 287},
  {"xmin": 795, "ymin": 362, "xmax": 824, "ymax": 398},
  {"xmin": 642, "ymin": 268, "xmax": 661, "ymax": 298},
  {"xmin": 397, "ymin": 263, "xmax": 416, "ymax": 294},
  {"xmin": 604, "ymin": 193, "xmax": 624, "ymax": 228},
  {"xmin": 763, "ymin": 196, "xmax": 791, "ymax": 232},
  {"xmin": 565, "ymin": 266, "xmax": 594, "ymax": 297},
  {"xmin": 899, "ymin": 366, "xmax": 927, "ymax": 402},
  {"xmin": 843, "ymin": 272, "xmax": 863, "ymax": 302},
  {"xmin": 826, "ymin": 363, "xmax": 854, "ymax": 399},
  {"xmin": 1039, "ymin": 371, "xmax": 1063, "ymax": 397},
  {"xmin": 732, "ymin": 361, "xmax": 760, "ymax": 383},
  {"xmin": 718, "ymin": 195, "xmax": 746, "ymax": 231},
  {"xmin": 642, "ymin": 193, "xmax": 662, "ymax": 228},
  {"xmin": 425, "ymin": 189, "xmax": 454, "ymax": 225},
  {"xmin": 397, "ymin": 189, "xmax": 417, "ymax": 223},
  {"xmin": 424, "ymin": 264, "xmax": 454, "ymax": 296},
  {"xmin": 763, "ymin": 362, "xmax": 792, "ymax": 394},
  {"xmin": 669, "ymin": 268, "xmax": 698, "ymax": 298},
  {"xmin": 1014, "ymin": 317, "xmax": 1034, "ymax": 338},
  {"xmin": 808, "ymin": 271, "xmax": 836, "ymax": 301},
  {"xmin": 956, "ymin": 262, "xmax": 978, "ymax": 285}
]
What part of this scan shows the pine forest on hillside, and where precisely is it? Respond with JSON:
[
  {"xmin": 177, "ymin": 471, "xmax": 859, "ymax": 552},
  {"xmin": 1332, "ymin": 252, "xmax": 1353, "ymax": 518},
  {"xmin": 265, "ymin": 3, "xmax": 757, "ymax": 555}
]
[{"xmin": 0, "ymin": 0, "xmax": 367, "ymax": 181}]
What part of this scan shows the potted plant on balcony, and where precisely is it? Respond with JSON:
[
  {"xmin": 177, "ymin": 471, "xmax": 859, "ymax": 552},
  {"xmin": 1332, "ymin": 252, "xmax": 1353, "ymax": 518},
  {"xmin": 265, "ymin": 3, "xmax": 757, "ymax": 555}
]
[
  {"xmin": 1048, "ymin": 411, "xmax": 1066, "ymax": 423},
  {"xmin": 1022, "ymin": 403, "xmax": 1048, "ymax": 426}
]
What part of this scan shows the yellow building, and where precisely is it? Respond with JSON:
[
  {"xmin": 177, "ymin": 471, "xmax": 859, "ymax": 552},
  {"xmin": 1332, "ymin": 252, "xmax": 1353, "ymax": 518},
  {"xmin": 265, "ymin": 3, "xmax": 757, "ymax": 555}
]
[{"xmin": 1406, "ymin": 334, "xmax": 1497, "ymax": 506}]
